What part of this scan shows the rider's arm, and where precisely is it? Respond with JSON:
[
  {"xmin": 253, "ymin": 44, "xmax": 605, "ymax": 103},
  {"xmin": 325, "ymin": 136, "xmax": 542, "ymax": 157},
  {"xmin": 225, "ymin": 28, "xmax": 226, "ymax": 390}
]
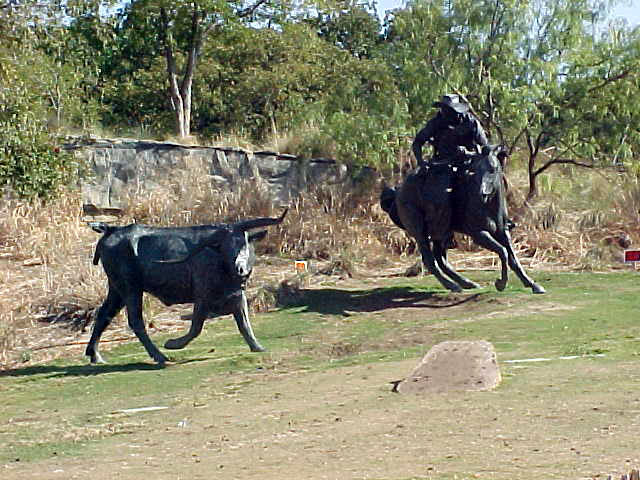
[
  {"xmin": 471, "ymin": 117, "xmax": 490, "ymax": 147},
  {"xmin": 412, "ymin": 118, "xmax": 438, "ymax": 165}
]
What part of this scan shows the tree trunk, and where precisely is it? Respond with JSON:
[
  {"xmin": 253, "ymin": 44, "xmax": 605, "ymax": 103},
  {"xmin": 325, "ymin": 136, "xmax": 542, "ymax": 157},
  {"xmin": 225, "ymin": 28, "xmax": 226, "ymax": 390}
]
[
  {"xmin": 167, "ymin": 71, "xmax": 188, "ymax": 138},
  {"xmin": 526, "ymin": 153, "xmax": 538, "ymax": 202},
  {"xmin": 525, "ymin": 129, "xmax": 541, "ymax": 203},
  {"xmin": 160, "ymin": 6, "xmax": 197, "ymax": 138}
]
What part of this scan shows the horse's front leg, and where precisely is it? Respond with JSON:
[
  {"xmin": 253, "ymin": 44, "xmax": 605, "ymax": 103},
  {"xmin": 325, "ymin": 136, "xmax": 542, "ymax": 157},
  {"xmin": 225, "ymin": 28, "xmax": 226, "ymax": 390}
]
[
  {"xmin": 497, "ymin": 230, "xmax": 546, "ymax": 294},
  {"xmin": 469, "ymin": 230, "xmax": 509, "ymax": 291}
]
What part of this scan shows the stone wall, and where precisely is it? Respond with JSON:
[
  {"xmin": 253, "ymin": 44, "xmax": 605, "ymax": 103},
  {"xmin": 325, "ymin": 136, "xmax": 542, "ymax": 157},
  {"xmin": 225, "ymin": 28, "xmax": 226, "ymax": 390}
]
[{"xmin": 68, "ymin": 138, "xmax": 352, "ymax": 210}]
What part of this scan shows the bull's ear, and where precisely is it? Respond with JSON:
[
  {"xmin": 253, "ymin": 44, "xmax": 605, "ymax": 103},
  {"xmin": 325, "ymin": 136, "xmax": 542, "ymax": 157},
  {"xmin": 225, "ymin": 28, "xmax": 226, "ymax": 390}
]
[
  {"xmin": 206, "ymin": 228, "xmax": 228, "ymax": 249},
  {"xmin": 248, "ymin": 230, "xmax": 268, "ymax": 243}
]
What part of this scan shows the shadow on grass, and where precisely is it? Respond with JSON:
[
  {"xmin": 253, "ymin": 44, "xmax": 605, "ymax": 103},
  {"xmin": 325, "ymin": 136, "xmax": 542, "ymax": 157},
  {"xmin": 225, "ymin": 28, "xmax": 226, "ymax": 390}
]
[
  {"xmin": 1, "ymin": 362, "xmax": 162, "ymax": 378},
  {"xmin": 294, "ymin": 286, "xmax": 485, "ymax": 316},
  {"xmin": 1, "ymin": 356, "xmax": 214, "ymax": 379}
]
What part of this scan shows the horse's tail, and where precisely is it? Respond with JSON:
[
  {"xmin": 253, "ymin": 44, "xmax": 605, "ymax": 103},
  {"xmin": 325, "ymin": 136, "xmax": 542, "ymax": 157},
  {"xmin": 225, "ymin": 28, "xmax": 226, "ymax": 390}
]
[{"xmin": 380, "ymin": 186, "xmax": 405, "ymax": 230}]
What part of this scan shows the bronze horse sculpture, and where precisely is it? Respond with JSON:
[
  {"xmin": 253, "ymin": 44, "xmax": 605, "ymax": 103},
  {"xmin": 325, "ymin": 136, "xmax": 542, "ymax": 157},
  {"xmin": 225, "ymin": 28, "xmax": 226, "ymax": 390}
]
[{"xmin": 381, "ymin": 145, "xmax": 545, "ymax": 294}]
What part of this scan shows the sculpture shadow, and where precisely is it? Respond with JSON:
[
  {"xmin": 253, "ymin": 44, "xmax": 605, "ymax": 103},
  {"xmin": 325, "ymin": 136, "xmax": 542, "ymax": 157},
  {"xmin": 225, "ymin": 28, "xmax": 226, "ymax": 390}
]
[
  {"xmin": 291, "ymin": 285, "xmax": 484, "ymax": 317},
  {"xmin": 3, "ymin": 288, "xmax": 483, "ymax": 377},
  {"xmin": 0, "ymin": 357, "xmax": 211, "ymax": 379}
]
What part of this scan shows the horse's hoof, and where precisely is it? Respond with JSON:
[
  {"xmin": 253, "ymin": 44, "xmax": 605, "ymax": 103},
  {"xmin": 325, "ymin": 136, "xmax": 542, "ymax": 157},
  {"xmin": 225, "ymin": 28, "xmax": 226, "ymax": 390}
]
[
  {"xmin": 495, "ymin": 279, "xmax": 507, "ymax": 291},
  {"xmin": 462, "ymin": 281, "xmax": 481, "ymax": 290}
]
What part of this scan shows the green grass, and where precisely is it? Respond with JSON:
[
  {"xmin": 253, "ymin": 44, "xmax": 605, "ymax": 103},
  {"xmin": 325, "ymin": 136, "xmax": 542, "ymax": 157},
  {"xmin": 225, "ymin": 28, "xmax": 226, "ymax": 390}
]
[{"xmin": 2, "ymin": 271, "xmax": 640, "ymax": 464}]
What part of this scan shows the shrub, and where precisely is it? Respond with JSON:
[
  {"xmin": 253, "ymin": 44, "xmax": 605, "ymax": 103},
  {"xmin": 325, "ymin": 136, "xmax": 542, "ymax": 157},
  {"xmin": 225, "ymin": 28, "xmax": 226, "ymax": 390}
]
[{"xmin": 0, "ymin": 52, "xmax": 80, "ymax": 198}]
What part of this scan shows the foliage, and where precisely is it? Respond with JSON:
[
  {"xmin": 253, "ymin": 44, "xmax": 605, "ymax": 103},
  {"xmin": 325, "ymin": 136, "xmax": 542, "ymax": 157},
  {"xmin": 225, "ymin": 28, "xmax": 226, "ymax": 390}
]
[
  {"xmin": 1, "ymin": 0, "xmax": 640, "ymax": 197},
  {"xmin": 381, "ymin": 0, "xmax": 640, "ymax": 199},
  {"xmin": 0, "ymin": 8, "xmax": 80, "ymax": 198},
  {"xmin": 302, "ymin": 0, "xmax": 382, "ymax": 59},
  {"xmin": 196, "ymin": 22, "xmax": 345, "ymax": 138}
]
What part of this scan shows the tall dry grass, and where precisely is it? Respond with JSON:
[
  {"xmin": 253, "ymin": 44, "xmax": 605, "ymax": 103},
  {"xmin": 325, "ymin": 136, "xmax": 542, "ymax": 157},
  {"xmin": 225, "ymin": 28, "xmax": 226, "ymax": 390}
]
[
  {"xmin": 0, "ymin": 191, "xmax": 105, "ymax": 367},
  {"xmin": 122, "ymin": 158, "xmax": 411, "ymax": 263},
  {"xmin": 506, "ymin": 166, "xmax": 640, "ymax": 269}
]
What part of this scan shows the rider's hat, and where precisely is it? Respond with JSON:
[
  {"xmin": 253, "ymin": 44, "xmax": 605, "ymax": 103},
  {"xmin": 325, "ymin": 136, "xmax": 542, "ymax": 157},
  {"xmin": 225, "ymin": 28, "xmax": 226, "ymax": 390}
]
[{"xmin": 433, "ymin": 94, "xmax": 469, "ymax": 113}]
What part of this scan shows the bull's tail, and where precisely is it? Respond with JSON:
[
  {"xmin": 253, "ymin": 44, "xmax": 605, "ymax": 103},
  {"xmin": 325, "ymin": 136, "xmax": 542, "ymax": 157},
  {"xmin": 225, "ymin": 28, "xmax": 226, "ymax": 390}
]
[
  {"xmin": 88, "ymin": 222, "xmax": 116, "ymax": 266},
  {"xmin": 380, "ymin": 186, "xmax": 405, "ymax": 230}
]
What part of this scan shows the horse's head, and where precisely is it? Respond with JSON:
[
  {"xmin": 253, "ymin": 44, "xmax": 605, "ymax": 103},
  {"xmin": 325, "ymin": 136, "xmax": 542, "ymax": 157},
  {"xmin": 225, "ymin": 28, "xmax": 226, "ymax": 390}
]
[{"xmin": 467, "ymin": 145, "xmax": 505, "ymax": 203}]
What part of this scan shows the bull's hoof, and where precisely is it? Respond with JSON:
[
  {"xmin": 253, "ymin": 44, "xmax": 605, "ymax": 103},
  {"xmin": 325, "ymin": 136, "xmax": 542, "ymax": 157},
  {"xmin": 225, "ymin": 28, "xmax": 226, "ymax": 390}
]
[
  {"xmin": 495, "ymin": 279, "xmax": 507, "ymax": 291},
  {"xmin": 164, "ymin": 338, "xmax": 186, "ymax": 350},
  {"xmin": 154, "ymin": 354, "xmax": 169, "ymax": 367},
  {"xmin": 532, "ymin": 284, "xmax": 546, "ymax": 294},
  {"xmin": 88, "ymin": 353, "xmax": 107, "ymax": 364}
]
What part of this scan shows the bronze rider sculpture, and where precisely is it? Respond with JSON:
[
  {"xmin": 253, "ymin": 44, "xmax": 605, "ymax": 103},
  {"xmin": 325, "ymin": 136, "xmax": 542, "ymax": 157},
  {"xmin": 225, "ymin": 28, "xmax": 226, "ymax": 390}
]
[
  {"xmin": 412, "ymin": 93, "xmax": 489, "ymax": 173},
  {"xmin": 410, "ymin": 94, "xmax": 512, "ymax": 245}
]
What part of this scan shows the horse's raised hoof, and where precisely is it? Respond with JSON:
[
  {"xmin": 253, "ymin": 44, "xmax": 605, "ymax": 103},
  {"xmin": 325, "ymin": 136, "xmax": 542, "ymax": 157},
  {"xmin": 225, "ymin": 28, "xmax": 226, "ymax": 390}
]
[
  {"xmin": 532, "ymin": 284, "xmax": 546, "ymax": 294},
  {"xmin": 494, "ymin": 279, "xmax": 507, "ymax": 291}
]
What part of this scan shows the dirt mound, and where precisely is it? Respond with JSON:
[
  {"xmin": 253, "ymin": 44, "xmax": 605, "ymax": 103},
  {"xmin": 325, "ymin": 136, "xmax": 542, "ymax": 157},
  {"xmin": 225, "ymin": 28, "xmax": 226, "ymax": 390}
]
[{"xmin": 395, "ymin": 340, "xmax": 501, "ymax": 393}]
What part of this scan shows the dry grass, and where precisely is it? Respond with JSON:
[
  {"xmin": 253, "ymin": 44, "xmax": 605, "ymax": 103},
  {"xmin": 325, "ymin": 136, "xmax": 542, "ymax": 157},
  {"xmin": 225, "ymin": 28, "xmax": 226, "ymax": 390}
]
[
  {"xmin": 2, "ymin": 161, "xmax": 639, "ymax": 369},
  {"xmin": 505, "ymin": 165, "xmax": 640, "ymax": 269},
  {"xmin": 0, "ymin": 191, "xmax": 105, "ymax": 366}
]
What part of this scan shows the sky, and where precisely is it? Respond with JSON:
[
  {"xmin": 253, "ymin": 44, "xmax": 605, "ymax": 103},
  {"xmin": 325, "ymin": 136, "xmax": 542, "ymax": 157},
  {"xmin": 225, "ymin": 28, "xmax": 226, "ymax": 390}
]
[{"xmin": 375, "ymin": 0, "xmax": 640, "ymax": 28}]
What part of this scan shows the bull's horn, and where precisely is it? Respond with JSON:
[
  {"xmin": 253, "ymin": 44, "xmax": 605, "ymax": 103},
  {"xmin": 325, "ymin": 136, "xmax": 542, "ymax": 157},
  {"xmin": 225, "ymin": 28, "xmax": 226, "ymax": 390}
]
[{"xmin": 234, "ymin": 208, "xmax": 288, "ymax": 231}]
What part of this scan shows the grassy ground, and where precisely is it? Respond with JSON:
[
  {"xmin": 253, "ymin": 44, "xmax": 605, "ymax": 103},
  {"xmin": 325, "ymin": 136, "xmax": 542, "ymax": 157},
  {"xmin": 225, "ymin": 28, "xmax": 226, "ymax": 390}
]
[{"xmin": 2, "ymin": 270, "xmax": 639, "ymax": 479}]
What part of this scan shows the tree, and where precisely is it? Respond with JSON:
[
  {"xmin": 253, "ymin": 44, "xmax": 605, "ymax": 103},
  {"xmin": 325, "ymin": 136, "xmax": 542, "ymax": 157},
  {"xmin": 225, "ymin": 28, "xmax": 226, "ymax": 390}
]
[
  {"xmin": 115, "ymin": 0, "xmax": 293, "ymax": 138},
  {"xmin": 382, "ymin": 0, "xmax": 640, "ymax": 200},
  {"xmin": 518, "ymin": 19, "xmax": 640, "ymax": 199},
  {"xmin": 0, "ymin": 2, "xmax": 79, "ymax": 197},
  {"xmin": 303, "ymin": 0, "xmax": 382, "ymax": 59}
]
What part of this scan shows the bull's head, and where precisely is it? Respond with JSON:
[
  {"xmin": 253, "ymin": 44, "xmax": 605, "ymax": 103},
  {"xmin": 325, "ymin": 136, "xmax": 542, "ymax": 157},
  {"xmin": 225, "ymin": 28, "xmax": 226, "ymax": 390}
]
[{"xmin": 155, "ymin": 209, "xmax": 287, "ymax": 282}]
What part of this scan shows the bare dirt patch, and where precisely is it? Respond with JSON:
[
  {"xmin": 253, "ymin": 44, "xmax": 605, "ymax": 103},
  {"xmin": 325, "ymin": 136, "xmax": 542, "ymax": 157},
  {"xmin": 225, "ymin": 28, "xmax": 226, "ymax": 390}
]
[
  {"xmin": 395, "ymin": 340, "xmax": 501, "ymax": 393},
  {"xmin": 3, "ymin": 358, "xmax": 640, "ymax": 480}
]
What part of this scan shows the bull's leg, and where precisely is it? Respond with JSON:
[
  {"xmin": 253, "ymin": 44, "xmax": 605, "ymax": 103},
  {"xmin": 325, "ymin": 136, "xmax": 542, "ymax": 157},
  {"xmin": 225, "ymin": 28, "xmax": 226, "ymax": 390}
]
[
  {"xmin": 496, "ymin": 230, "xmax": 546, "ymax": 294},
  {"xmin": 164, "ymin": 302, "xmax": 208, "ymax": 350},
  {"xmin": 233, "ymin": 291, "xmax": 265, "ymax": 352},
  {"xmin": 432, "ymin": 242, "xmax": 480, "ymax": 289},
  {"xmin": 400, "ymin": 203, "xmax": 462, "ymax": 292},
  {"xmin": 86, "ymin": 287, "xmax": 124, "ymax": 364},
  {"xmin": 124, "ymin": 291, "xmax": 169, "ymax": 365},
  {"xmin": 469, "ymin": 231, "xmax": 509, "ymax": 291}
]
